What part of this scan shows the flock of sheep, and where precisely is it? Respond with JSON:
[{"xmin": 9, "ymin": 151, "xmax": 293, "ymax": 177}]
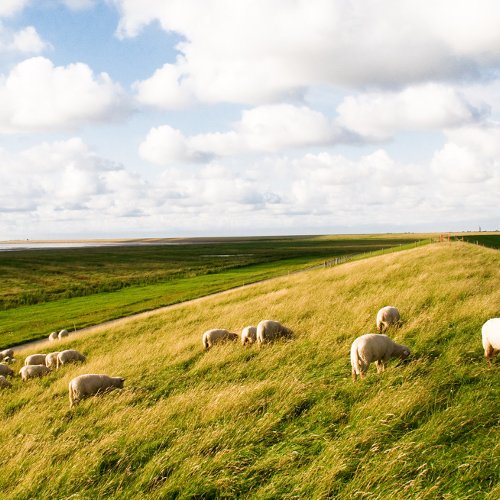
[
  {"xmin": 0, "ymin": 330, "xmax": 124, "ymax": 407},
  {"xmin": 202, "ymin": 307, "xmax": 500, "ymax": 381},
  {"xmin": 0, "ymin": 308, "xmax": 498, "ymax": 407}
]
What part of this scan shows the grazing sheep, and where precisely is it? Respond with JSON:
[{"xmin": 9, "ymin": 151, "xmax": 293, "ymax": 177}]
[
  {"xmin": 2, "ymin": 357, "xmax": 16, "ymax": 364},
  {"xmin": 68, "ymin": 374, "xmax": 125, "ymax": 408},
  {"xmin": 376, "ymin": 306, "xmax": 401, "ymax": 333},
  {"xmin": 20, "ymin": 365, "xmax": 50, "ymax": 381},
  {"xmin": 1, "ymin": 348, "xmax": 14, "ymax": 360},
  {"xmin": 256, "ymin": 320, "xmax": 294, "ymax": 345},
  {"xmin": 24, "ymin": 354, "xmax": 47, "ymax": 366},
  {"xmin": 48, "ymin": 331, "xmax": 58, "ymax": 341},
  {"xmin": 0, "ymin": 363, "xmax": 14, "ymax": 377},
  {"xmin": 45, "ymin": 352, "xmax": 60, "ymax": 369},
  {"xmin": 58, "ymin": 329, "xmax": 69, "ymax": 339},
  {"xmin": 0, "ymin": 375, "xmax": 12, "ymax": 389},
  {"xmin": 241, "ymin": 326, "xmax": 257, "ymax": 345},
  {"xmin": 351, "ymin": 333, "xmax": 410, "ymax": 381},
  {"xmin": 56, "ymin": 349, "xmax": 86, "ymax": 369},
  {"xmin": 202, "ymin": 329, "xmax": 239, "ymax": 350},
  {"xmin": 482, "ymin": 318, "xmax": 500, "ymax": 367}
]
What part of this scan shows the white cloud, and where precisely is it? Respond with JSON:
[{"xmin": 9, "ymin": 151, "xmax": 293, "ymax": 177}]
[
  {"xmin": 138, "ymin": 124, "xmax": 202, "ymax": 165},
  {"xmin": 0, "ymin": 138, "xmax": 144, "ymax": 216},
  {"xmin": 134, "ymin": 61, "xmax": 194, "ymax": 109},
  {"xmin": 431, "ymin": 124, "xmax": 500, "ymax": 183},
  {"xmin": 0, "ymin": 23, "xmax": 48, "ymax": 54},
  {"xmin": 10, "ymin": 26, "xmax": 47, "ymax": 53},
  {"xmin": 118, "ymin": 0, "xmax": 500, "ymax": 107},
  {"xmin": 0, "ymin": 0, "xmax": 30, "ymax": 18},
  {"xmin": 1, "ymin": 136, "xmax": 499, "ymax": 239},
  {"xmin": 0, "ymin": 57, "xmax": 130, "ymax": 132},
  {"xmin": 336, "ymin": 84, "xmax": 485, "ymax": 140},
  {"xmin": 140, "ymin": 104, "xmax": 339, "ymax": 165}
]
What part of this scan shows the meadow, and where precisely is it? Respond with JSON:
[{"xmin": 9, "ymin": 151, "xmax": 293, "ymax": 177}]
[
  {"xmin": 1, "ymin": 241, "xmax": 498, "ymax": 498},
  {"xmin": 0, "ymin": 234, "xmax": 430, "ymax": 347}
]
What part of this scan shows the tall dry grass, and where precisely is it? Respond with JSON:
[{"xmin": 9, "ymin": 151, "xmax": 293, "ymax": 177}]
[{"xmin": 0, "ymin": 242, "xmax": 498, "ymax": 498}]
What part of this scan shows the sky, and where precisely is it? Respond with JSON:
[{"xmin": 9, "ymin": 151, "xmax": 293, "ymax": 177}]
[{"xmin": 0, "ymin": 0, "xmax": 499, "ymax": 240}]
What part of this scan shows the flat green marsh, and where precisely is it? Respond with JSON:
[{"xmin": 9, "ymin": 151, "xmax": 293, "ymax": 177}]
[{"xmin": 1, "ymin": 242, "xmax": 498, "ymax": 498}]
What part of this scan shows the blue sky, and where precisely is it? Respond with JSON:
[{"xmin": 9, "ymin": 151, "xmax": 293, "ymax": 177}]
[{"xmin": 0, "ymin": 0, "xmax": 499, "ymax": 239}]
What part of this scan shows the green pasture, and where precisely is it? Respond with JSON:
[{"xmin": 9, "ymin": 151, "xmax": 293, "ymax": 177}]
[{"xmin": 457, "ymin": 233, "xmax": 500, "ymax": 249}]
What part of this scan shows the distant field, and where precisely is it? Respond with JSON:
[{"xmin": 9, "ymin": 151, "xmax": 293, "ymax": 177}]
[{"xmin": 0, "ymin": 235, "xmax": 431, "ymax": 347}]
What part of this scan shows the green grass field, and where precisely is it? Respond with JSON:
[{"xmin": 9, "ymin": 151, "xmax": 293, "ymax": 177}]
[
  {"xmin": 0, "ymin": 235, "xmax": 431, "ymax": 347},
  {"xmin": 1, "ymin": 241, "xmax": 498, "ymax": 498},
  {"xmin": 458, "ymin": 233, "xmax": 500, "ymax": 249}
]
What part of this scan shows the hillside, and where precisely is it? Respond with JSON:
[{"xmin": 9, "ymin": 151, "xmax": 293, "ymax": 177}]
[{"xmin": 1, "ymin": 242, "xmax": 499, "ymax": 499}]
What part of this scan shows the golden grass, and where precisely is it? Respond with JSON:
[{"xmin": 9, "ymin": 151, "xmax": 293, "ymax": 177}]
[{"xmin": 0, "ymin": 242, "xmax": 499, "ymax": 498}]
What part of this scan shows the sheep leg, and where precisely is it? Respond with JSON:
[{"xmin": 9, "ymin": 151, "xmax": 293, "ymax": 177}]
[
  {"xmin": 376, "ymin": 360, "xmax": 386, "ymax": 373},
  {"xmin": 352, "ymin": 370, "xmax": 357, "ymax": 382}
]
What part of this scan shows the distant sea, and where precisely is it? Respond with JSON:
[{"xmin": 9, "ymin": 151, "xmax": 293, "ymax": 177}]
[
  {"xmin": 0, "ymin": 241, "xmax": 187, "ymax": 251},
  {"xmin": 0, "ymin": 242, "xmax": 120, "ymax": 251}
]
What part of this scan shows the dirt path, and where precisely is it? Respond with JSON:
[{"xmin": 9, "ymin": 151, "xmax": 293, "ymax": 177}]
[{"xmin": 12, "ymin": 268, "xmax": 312, "ymax": 354}]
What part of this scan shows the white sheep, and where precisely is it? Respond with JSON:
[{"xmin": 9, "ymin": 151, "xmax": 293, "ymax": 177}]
[
  {"xmin": 24, "ymin": 354, "xmax": 47, "ymax": 366},
  {"xmin": 58, "ymin": 329, "xmax": 69, "ymax": 339},
  {"xmin": 1, "ymin": 348, "xmax": 14, "ymax": 360},
  {"xmin": 48, "ymin": 331, "xmax": 58, "ymax": 341},
  {"xmin": 45, "ymin": 352, "xmax": 60, "ymax": 369},
  {"xmin": 482, "ymin": 318, "xmax": 500, "ymax": 367},
  {"xmin": 350, "ymin": 333, "xmax": 410, "ymax": 382},
  {"xmin": 0, "ymin": 375, "xmax": 12, "ymax": 389},
  {"xmin": 256, "ymin": 320, "xmax": 294, "ymax": 345},
  {"xmin": 2, "ymin": 357, "xmax": 16, "ymax": 364},
  {"xmin": 56, "ymin": 349, "xmax": 86, "ymax": 369},
  {"xmin": 376, "ymin": 306, "xmax": 401, "ymax": 333},
  {"xmin": 0, "ymin": 363, "xmax": 14, "ymax": 377},
  {"xmin": 241, "ymin": 326, "xmax": 257, "ymax": 345},
  {"xmin": 68, "ymin": 374, "xmax": 125, "ymax": 407},
  {"xmin": 19, "ymin": 365, "xmax": 50, "ymax": 381},
  {"xmin": 202, "ymin": 329, "xmax": 239, "ymax": 350}
]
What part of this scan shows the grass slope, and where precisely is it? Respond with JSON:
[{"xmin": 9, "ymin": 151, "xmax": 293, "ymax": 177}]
[{"xmin": 1, "ymin": 242, "xmax": 499, "ymax": 499}]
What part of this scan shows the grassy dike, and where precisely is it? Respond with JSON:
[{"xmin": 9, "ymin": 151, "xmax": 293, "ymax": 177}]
[{"xmin": 0, "ymin": 242, "xmax": 499, "ymax": 498}]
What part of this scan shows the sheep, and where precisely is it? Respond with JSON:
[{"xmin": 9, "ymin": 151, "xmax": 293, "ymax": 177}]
[
  {"xmin": 56, "ymin": 349, "xmax": 86, "ymax": 369},
  {"xmin": 202, "ymin": 329, "xmax": 239, "ymax": 350},
  {"xmin": 48, "ymin": 331, "xmax": 58, "ymax": 341},
  {"xmin": 1, "ymin": 348, "xmax": 14, "ymax": 360},
  {"xmin": 482, "ymin": 318, "xmax": 500, "ymax": 367},
  {"xmin": 0, "ymin": 363, "xmax": 14, "ymax": 377},
  {"xmin": 256, "ymin": 320, "xmax": 294, "ymax": 345},
  {"xmin": 58, "ymin": 329, "xmax": 69, "ymax": 339},
  {"xmin": 376, "ymin": 306, "xmax": 401, "ymax": 333},
  {"xmin": 2, "ymin": 357, "xmax": 16, "ymax": 364},
  {"xmin": 68, "ymin": 374, "xmax": 125, "ymax": 408},
  {"xmin": 350, "ymin": 333, "xmax": 410, "ymax": 381},
  {"xmin": 24, "ymin": 354, "xmax": 47, "ymax": 366},
  {"xmin": 20, "ymin": 365, "xmax": 50, "ymax": 381},
  {"xmin": 0, "ymin": 375, "xmax": 12, "ymax": 389},
  {"xmin": 241, "ymin": 325, "xmax": 257, "ymax": 345},
  {"xmin": 45, "ymin": 352, "xmax": 60, "ymax": 369}
]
